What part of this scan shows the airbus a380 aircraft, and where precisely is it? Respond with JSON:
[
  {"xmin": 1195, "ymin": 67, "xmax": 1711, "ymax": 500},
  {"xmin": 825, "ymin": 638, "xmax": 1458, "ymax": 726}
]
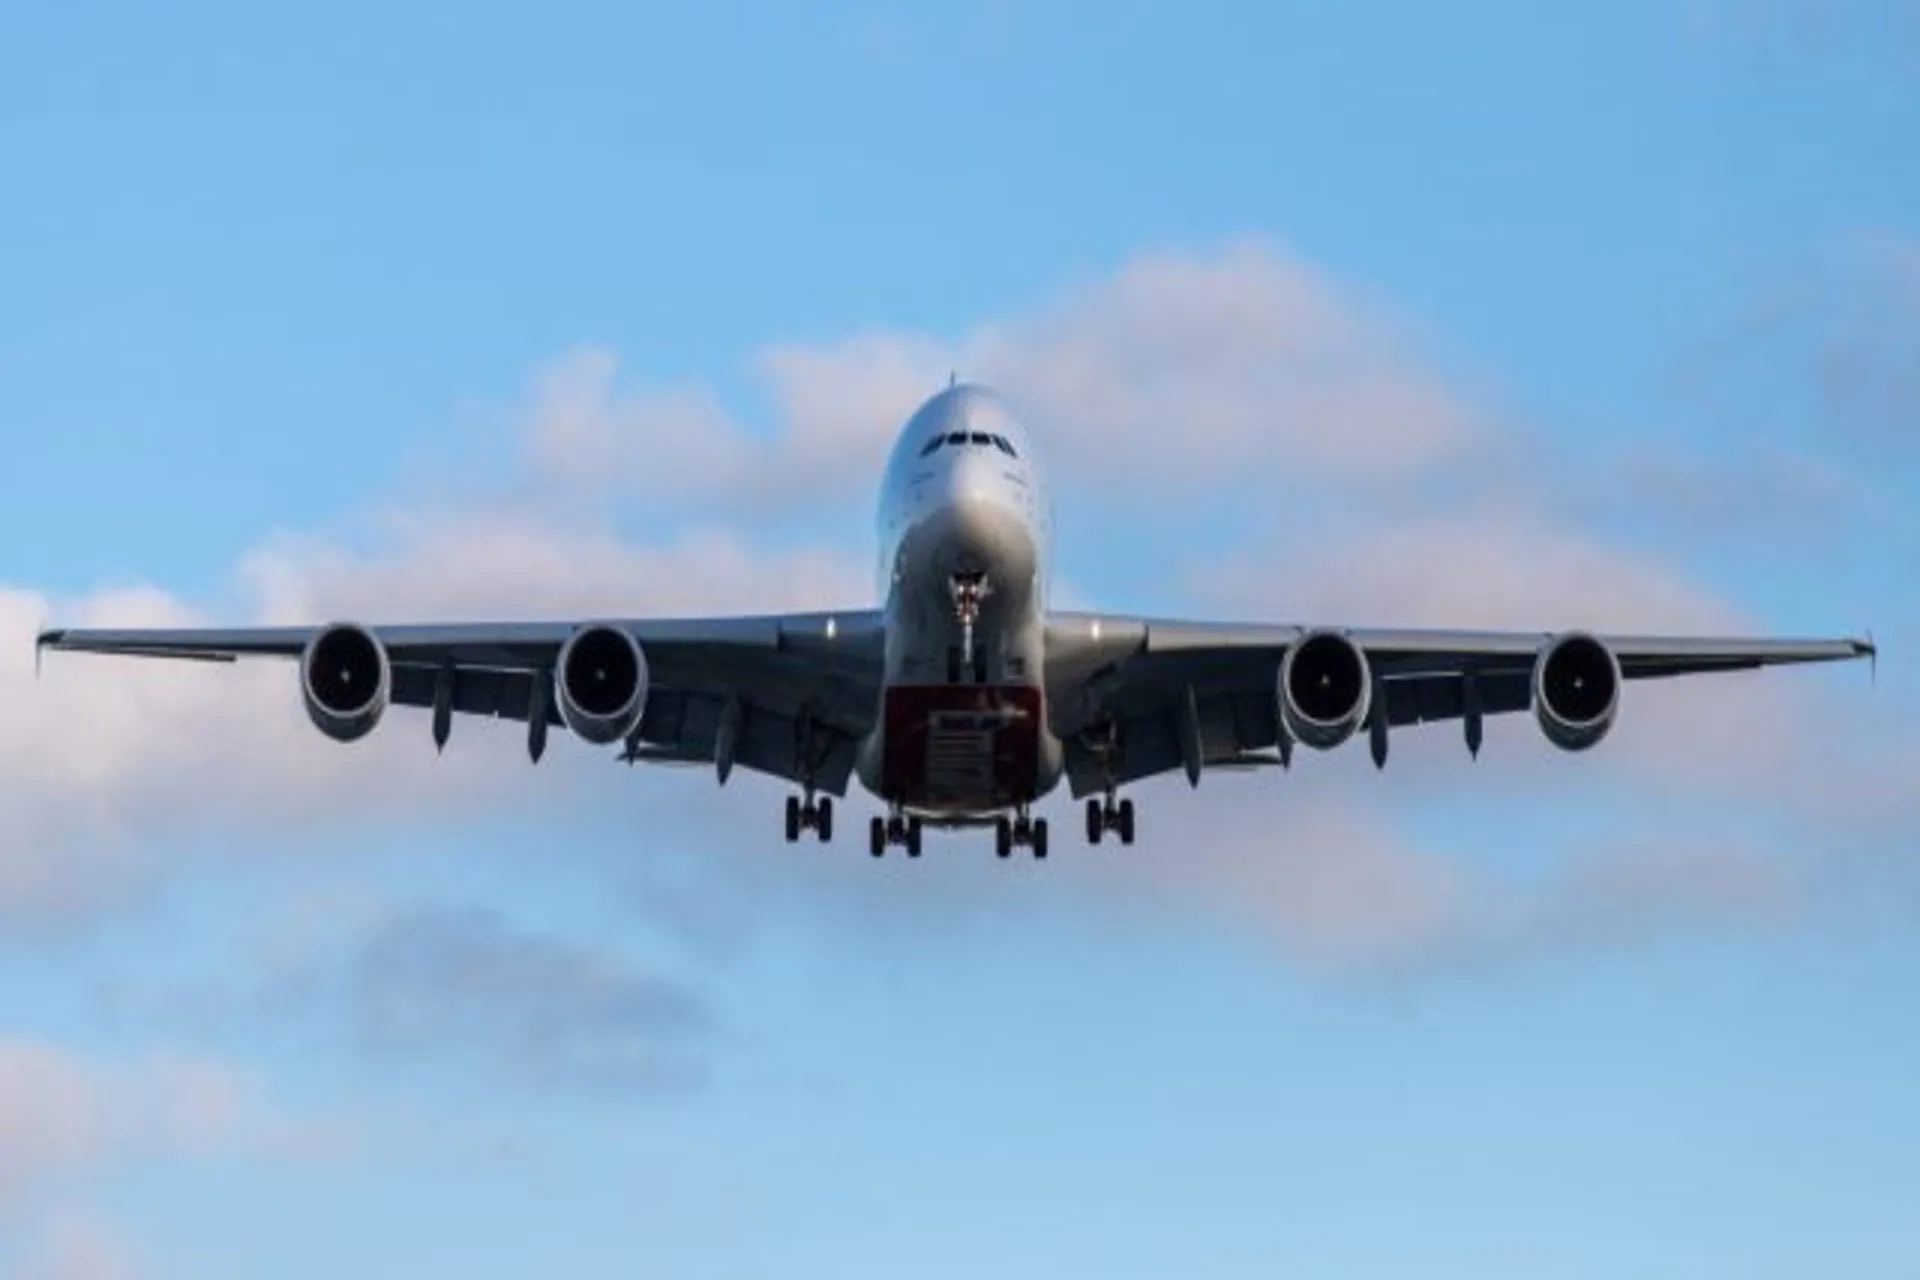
[{"xmin": 38, "ymin": 384, "xmax": 1876, "ymax": 859}]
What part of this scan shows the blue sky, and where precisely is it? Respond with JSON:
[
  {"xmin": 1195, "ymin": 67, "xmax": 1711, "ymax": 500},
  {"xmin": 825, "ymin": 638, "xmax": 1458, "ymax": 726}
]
[{"xmin": 2, "ymin": 2, "xmax": 1917, "ymax": 1277}]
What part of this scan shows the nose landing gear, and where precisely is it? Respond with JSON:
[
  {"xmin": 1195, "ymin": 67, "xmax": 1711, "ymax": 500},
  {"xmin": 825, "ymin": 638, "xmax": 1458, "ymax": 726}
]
[{"xmin": 948, "ymin": 570, "xmax": 992, "ymax": 684}]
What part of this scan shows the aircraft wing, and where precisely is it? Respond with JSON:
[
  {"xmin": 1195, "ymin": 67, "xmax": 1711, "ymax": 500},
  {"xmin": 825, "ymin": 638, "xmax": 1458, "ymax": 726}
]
[
  {"xmin": 1043, "ymin": 613, "xmax": 1876, "ymax": 798},
  {"xmin": 36, "ymin": 612, "xmax": 888, "ymax": 795}
]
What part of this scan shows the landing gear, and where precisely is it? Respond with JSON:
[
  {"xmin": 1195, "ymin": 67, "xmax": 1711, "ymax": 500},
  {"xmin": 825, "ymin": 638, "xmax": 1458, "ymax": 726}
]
[
  {"xmin": 995, "ymin": 809, "xmax": 1049, "ymax": 859},
  {"xmin": 949, "ymin": 570, "xmax": 992, "ymax": 684},
  {"xmin": 1084, "ymin": 794, "xmax": 1135, "ymax": 846},
  {"xmin": 869, "ymin": 810, "xmax": 923, "ymax": 858},
  {"xmin": 785, "ymin": 793, "xmax": 833, "ymax": 844}
]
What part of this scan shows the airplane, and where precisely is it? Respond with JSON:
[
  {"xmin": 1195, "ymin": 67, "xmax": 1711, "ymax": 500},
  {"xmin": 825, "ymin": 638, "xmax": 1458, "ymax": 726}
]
[{"xmin": 36, "ymin": 383, "xmax": 1877, "ymax": 860}]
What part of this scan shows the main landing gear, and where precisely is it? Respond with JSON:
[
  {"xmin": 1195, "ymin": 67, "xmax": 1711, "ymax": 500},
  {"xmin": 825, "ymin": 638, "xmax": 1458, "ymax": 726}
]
[
  {"xmin": 784, "ymin": 792, "xmax": 832, "ymax": 844},
  {"xmin": 870, "ymin": 809, "xmax": 924, "ymax": 858},
  {"xmin": 994, "ymin": 809, "xmax": 1050, "ymax": 859},
  {"xmin": 1085, "ymin": 794, "xmax": 1135, "ymax": 846}
]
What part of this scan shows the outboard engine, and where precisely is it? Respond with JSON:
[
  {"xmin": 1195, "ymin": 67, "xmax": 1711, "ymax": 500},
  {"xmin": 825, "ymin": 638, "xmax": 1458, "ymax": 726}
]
[
  {"xmin": 1278, "ymin": 629, "xmax": 1373, "ymax": 750},
  {"xmin": 1532, "ymin": 631, "xmax": 1621, "ymax": 751},
  {"xmin": 555, "ymin": 623, "xmax": 650, "ymax": 745},
  {"xmin": 301, "ymin": 622, "xmax": 391, "ymax": 743}
]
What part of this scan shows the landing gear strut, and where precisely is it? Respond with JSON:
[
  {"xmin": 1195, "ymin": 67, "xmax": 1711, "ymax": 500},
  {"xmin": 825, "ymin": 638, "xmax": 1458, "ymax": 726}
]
[
  {"xmin": 949, "ymin": 571, "xmax": 991, "ymax": 684},
  {"xmin": 995, "ymin": 808, "xmax": 1050, "ymax": 859},
  {"xmin": 1085, "ymin": 794, "xmax": 1135, "ymax": 845},
  {"xmin": 785, "ymin": 792, "xmax": 833, "ymax": 844},
  {"xmin": 869, "ymin": 809, "xmax": 924, "ymax": 857}
]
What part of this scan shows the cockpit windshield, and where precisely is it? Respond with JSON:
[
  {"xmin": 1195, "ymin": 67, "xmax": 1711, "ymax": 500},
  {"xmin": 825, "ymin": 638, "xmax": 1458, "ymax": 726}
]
[{"xmin": 919, "ymin": 432, "xmax": 1020, "ymax": 459}]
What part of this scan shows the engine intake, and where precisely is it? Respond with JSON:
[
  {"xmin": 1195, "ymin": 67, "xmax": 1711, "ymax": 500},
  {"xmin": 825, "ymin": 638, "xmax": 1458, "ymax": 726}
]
[
  {"xmin": 301, "ymin": 622, "xmax": 391, "ymax": 743},
  {"xmin": 1532, "ymin": 631, "xmax": 1621, "ymax": 752},
  {"xmin": 556, "ymin": 623, "xmax": 649, "ymax": 745},
  {"xmin": 1279, "ymin": 629, "xmax": 1373, "ymax": 751}
]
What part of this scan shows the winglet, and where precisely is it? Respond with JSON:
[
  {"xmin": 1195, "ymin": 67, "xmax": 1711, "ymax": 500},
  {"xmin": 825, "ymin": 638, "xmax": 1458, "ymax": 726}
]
[
  {"xmin": 34, "ymin": 628, "xmax": 62, "ymax": 678},
  {"xmin": 1865, "ymin": 630, "xmax": 1877, "ymax": 686}
]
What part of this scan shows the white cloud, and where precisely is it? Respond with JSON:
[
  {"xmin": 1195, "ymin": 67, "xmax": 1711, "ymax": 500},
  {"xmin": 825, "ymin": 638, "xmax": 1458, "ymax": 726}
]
[
  {"xmin": 12, "ymin": 1208, "xmax": 139, "ymax": 1280},
  {"xmin": 523, "ymin": 239, "xmax": 1488, "ymax": 517},
  {"xmin": 0, "ymin": 1039, "xmax": 333, "ymax": 1280},
  {"xmin": 0, "ymin": 1039, "xmax": 315, "ymax": 1208}
]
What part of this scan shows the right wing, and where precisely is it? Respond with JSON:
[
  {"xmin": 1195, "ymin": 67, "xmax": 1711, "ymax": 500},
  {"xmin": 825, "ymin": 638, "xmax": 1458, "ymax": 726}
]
[{"xmin": 37, "ymin": 612, "xmax": 887, "ymax": 795}]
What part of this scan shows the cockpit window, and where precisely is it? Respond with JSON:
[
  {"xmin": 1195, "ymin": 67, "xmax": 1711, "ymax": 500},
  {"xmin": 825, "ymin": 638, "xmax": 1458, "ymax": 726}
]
[{"xmin": 922, "ymin": 431, "xmax": 1018, "ymax": 458}]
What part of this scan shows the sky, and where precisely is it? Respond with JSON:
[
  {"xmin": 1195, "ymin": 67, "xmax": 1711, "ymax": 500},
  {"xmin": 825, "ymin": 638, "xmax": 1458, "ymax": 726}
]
[{"xmin": 2, "ymin": 1, "xmax": 1918, "ymax": 1276}]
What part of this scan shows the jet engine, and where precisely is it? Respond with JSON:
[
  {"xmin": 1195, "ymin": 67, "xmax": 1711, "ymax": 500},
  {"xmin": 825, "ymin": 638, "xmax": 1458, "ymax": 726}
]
[
  {"xmin": 556, "ymin": 623, "xmax": 650, "ymax": 745},
  {"xmin": 1278, "ymin": 629, "xmax": 1374, "ymax": 750},
  {"xmin": 1532, "ymin": 631, "xmax": 1621, "ymax": 752},
  {"xmin": 301, "ymin": 622, "xmax": 391, "ymax": 743}
]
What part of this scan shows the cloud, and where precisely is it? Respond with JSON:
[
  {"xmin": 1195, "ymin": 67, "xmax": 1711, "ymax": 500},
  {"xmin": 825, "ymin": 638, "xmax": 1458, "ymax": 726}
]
[
  {"xmin": 967, "ymin": 240, "xmax": 1488, "ymax": 492},
  {"xmin": 12, "ymin": 1209, "xmax": 139, "ymax": 1280},
  {"xmin": 341, "ymin": 906, "xmax": 715, "ymax": 1093},
  {"xmin": 0, "ymin": 1039, "xmax": 332, "ymax": 1280},
  {"xmin": 1676, "ymin": 230, "xmax": 1920, "ymax": 467},
  {"xmin": 525, "ymin": 239, "xmax": 1489, "ymax": 516},
  {"xmin": 0, "ymin": 1039, "xmax": 320, "ymax": 1208},
  {"xmin": 103, "ymin": 904, "xmax": 719, "ymax": 1096}
]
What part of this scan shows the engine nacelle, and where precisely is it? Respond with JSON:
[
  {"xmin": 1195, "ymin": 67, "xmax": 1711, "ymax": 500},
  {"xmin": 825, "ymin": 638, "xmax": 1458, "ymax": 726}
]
[
  {"xmin": 301, "ymin": 622, "xmax": 391, "ymax": 743},
  {"xmin": 1278, "ymin": 629, "xmax": 1374, "ymax": 751},
  {"xmin": 1532, "ymin": 631, "xmax": 1621, "ymax": 752},
  {"xmin": 555, "ymin": 623, "xmax": 650, "ymax": 745}
]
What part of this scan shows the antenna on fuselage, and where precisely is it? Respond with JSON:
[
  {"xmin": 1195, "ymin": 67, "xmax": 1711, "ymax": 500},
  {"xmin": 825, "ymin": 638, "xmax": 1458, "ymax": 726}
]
[{"xmin": 948, "ymin": 370, "xmax": 956, "ymax": 389}]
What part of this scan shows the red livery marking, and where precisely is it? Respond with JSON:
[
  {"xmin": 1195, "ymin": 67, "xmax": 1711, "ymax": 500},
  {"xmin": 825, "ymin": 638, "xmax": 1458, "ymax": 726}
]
[{"xmin": 882, "ymin": 684, "xmax": 1044, "ymax": 809}]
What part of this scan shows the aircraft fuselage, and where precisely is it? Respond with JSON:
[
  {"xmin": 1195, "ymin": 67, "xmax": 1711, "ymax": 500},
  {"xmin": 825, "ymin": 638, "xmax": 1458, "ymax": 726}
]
[{"xmin": 854, "ymin": 385, "xmax": 1064, "ymax": 822}]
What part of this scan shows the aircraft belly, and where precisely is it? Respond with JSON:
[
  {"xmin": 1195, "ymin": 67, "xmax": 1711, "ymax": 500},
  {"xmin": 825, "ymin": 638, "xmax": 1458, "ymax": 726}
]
[{"xmin": 880, "ymin": 684, "xmax": 1046, "ymax": 812}]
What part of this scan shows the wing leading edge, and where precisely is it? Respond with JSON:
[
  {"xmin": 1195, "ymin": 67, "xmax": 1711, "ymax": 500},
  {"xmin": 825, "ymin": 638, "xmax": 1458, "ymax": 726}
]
[
  {"xmin": 36, "ymin": 613, "xmax": 888, "ymax": 795},
  {"xmin": 1043, "ymin": 612, "xmax": 1875, "ymax": 798}
]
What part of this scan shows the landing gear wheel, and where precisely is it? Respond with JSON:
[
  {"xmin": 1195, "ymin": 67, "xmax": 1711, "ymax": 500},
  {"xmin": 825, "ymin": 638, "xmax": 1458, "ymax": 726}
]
[
  {"xmin": 786, "ymin": 793, "xmax": 834, "ymax": 843},
  {"xmin": 906, "ymin": 818, "xmax": 923, "ymax": 857},
  {"xmin": 869, "ymin": 816, "xmax": 887, "ymax": 857},
  {"xmin": 1032, "ymin": 818, "xmax": 1049, "ymax": 860},
  {"xmin": 1084, "ymin": 794, "xmax": 1136, "ymax": 846},
  {"xmin": 995, "ymin": 818, "xmax": 1013, "ymax": 859}
]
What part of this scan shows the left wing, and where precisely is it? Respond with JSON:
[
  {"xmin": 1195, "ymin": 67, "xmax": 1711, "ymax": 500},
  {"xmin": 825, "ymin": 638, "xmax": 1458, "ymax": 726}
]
[
  {"xmin": 36, "ymin": 612, "xmax": 887, "ymax": 795},
  {"xmin": 1044, "ymin": 613, "xmax": 1876, "ymax": 798}
]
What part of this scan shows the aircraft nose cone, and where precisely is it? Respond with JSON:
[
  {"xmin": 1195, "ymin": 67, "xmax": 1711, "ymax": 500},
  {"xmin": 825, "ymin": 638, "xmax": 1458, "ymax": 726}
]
[{"xmin": 946, "ymin": 447, "xmax": 1002, "ymax": 503}]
